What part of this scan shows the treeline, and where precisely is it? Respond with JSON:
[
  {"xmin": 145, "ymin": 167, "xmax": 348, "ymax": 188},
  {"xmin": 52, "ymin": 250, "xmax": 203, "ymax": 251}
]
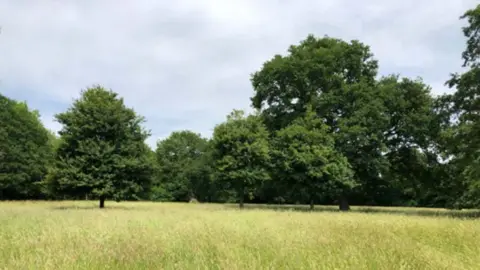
[{"xmin": 1, "ymin": 5, "xmax": 480, "ymax": 209}]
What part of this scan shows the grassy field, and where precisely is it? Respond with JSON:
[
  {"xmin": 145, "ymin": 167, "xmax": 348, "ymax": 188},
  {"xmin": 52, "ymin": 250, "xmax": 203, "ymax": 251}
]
[{"xmin": 1, "ymin": 201, "xmax": 479, "ymax": 269}]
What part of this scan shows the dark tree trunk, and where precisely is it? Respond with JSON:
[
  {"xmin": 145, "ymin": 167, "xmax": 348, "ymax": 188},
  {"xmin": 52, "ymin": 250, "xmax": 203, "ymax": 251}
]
[
  {"xmin": 309, "ymin": 192, "xmax": 315, "ymax": 210},
  {"xmin": 339, "ymin": 195, "xmax": 350, "ymax": 211},
  {"xmin": 239, "ymin": 185, "xmax": 245, "ymax": 209},
  {"xmin": 239, "ymin": 194, "xmax": 244, "ymax": 209},
  {"xmin": 99, "ymin": 197, "xmax": 105, "ymax": 209}
]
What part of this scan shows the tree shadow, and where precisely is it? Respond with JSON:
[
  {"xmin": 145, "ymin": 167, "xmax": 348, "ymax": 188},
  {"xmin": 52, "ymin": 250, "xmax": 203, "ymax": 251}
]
[
  {"xmin": 51, "ymin": 204, "xmax": 135, "ymax": 211},
  {"xmin": 224, "ymin": 204, "xmax": 480, "ymax": 219}
]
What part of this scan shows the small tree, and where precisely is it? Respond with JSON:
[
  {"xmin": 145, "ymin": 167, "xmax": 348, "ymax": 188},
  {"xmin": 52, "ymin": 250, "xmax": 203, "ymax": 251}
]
[
  {"xmin": 273, "ymin": 108, "xmax": 356, "ymax": 210},
  {"xmin": 50, "ymin": 86, "xmax": 154, "ymax": 208},
  {"xmin": 211, "ymin": 110, "xmax": 270, "ymax": 208}
]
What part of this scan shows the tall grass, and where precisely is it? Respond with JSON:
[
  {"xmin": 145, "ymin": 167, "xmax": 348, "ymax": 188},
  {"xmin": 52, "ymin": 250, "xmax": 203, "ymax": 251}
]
[{"xmin": 1, "ymin": 201, "xmax": 479, "ymax": 269}]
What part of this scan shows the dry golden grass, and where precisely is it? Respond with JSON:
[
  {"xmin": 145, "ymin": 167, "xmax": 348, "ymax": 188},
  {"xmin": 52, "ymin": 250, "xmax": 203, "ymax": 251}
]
[{"xmin": 1, "ymin": 201, "xmax": 479, "ymax": 269}]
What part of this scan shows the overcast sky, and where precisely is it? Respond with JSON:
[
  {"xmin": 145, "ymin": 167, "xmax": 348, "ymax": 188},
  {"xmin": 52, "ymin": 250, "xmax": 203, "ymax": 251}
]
[{"xmin": 0, "ymin": 0, "xmax": 477, "ymax": 147}]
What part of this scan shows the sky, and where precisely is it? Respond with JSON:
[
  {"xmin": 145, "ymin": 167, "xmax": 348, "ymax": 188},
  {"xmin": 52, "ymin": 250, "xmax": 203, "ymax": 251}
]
[{"xmin": 0, "ymin": 0, "xmax": 477, "ymax": 148}]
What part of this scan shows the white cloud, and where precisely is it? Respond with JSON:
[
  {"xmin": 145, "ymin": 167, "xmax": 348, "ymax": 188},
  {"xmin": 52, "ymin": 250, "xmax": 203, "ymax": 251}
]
[{"xmin": 0, "ymin": 0, "xmax": 477, "ymax": 147}]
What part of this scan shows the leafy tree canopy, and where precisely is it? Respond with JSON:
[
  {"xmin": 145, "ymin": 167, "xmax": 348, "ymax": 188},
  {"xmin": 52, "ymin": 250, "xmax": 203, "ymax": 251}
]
[
  {"xmin": 154, "ymin": 130, "xmax": 212, "ymax": 202},
  {"xmin": 250, "ymin": 34, "xmax": 441, "ymax": 207},
  {"xmin": 273, "ymin": 107, "xmax": 355, "ymax": 210},
  {"xmin": 48, "ymin": 86, "xmax": 154, "ymax": 208},
  {"xmin": 0, "ymin": 94, "xmax": 53, "ymax": 199},
  {"xmin": 211, "ymin": 110, "xmax": 271, "ymax": 208},
  {"xmin": 442, "ymin": 4, "xmax": 480, "ymax": 207}
]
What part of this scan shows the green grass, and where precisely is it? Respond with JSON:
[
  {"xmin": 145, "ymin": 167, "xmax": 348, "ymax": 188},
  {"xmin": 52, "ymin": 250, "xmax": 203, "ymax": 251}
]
[{"xmin": 1, "ymin": 201, "xmax": 479, "ymax": 269}]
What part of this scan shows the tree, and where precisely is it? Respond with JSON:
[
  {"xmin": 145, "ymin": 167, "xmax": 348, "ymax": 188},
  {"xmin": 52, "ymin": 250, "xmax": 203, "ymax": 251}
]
[
  {"xmin": 154, "ymin": 130, "xmax": 213, "ymax": 202},
  {"xmin": 0, "ymin": 94, "xmax": 53, "ymax": 199},
  {"xmin": 442, "ymin": 4, "xmax": 480, "ymax": 208},
  {"xmin": 273, "ymin": 107, "xmax": 355, "ymax": 210},
  {"xmin": 250, "ymin": 35, "xmax": 388, "ymax": 207},
  {"xmin": 211, "ymin": 110, "xmax": 270, "ymax": 208},
  {"xmin": 49, "ymin": 86, "xmax": 154, "ymax": 208},
  {"xmin": 377, "ymin": 76, "xmax": 442, "ymax": 206},
  {"xmin": 250, "ymin": 34, "xmax": 443, "ymax": 207}
]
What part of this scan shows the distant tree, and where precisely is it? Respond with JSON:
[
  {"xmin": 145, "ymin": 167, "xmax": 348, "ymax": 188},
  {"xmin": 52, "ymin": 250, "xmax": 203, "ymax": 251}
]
[
  {"xmin": 0, "ymin": 94, "xmax": 53, "ymax": 199},
  {"xmin": 154, "ymin": 130, "xmax": 213, "ymax": 202},
  {"xmin": 273, "ymin": 107, "xmax": 356, "ymax": 210},
  {"xmin": 48, "ymin": 86, "xmax": 154, "ymax": 208},
  {"xmin": 211, "ymin": 110, "xmax": 270, "ymax": 208}
]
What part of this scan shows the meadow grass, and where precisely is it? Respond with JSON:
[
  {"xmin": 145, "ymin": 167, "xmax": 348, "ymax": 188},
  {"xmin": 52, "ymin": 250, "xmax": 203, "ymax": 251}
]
[{"xmin": 1, "ymin": 201, "xmax": 479, "ymax": 269}]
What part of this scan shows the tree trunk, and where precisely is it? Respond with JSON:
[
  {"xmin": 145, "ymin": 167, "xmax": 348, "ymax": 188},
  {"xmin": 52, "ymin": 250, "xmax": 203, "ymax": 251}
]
[
  {"xmin": 309, "ymin": 199, "xmax": 314, "ymax": 211},
  {"xmin": 99, "ymin": 197, "xmax": 105, "ymax": 209},
  {"xmin": 239, "ymin": 194, "xmax": 244, "ymax": 209},
  {"xmin": 339, "ymin": 195, "xmax": 350, "ymax": 211},
  {"xmin": 239, "ymin": 183, "xmax": 245, "ymax": 209}
]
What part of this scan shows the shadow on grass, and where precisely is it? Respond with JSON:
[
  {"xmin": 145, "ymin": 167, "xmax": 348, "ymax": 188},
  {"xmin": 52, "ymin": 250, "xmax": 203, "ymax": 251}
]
[
  {"xmin": 225, "ymin": 204, "xmax": 480, "ymax": 219},
  {"xmin": 51, "ymin": 205, "xmax": 135, "ymax": 211}
]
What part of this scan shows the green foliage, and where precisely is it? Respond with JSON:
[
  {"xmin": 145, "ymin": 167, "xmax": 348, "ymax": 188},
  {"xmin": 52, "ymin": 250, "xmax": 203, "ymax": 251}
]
[
  {"xmin": 149, "ymin": 185, "xmax": 173, "ymax": 202},
  {"xmin": 4, "ymin": 4, "xmax": 480, "ymax": 210},
  {"xmin": 378, "ymin": 76, "xmax": 438, "ymax": 150},
  {"xmin": 377, "ymin": 76, "xmax": 442, "ymax": 204},
  {"xmin": 272, "ymin": 108, "xmax": 355, "ymax": 209},
  {"xmin": 47, "ymin": 86, "xmax": 154, "ymax": 207},
  {"xmin": 211, "ymin": 110, "xmax": 271, "ymax": 207},
  {"xmin": 251, "ymin": 34, "xmax": 378, "ymax": 131},
  {"xmin": 154, "ymin": 130, "xmax": 213, "ymax": 202},
  {"xmin": 0, "ymin": 94, "xmax": 53, "ymax": 199},
  {"xmin": 441, "ymin": 4, "xmax": 480, "ymax": 208},
  {"xmin": 250, "ymin": 35, "xmax": 389, "ymax": 206},
  {"xmin": 250, "ymin": 34, "xmax": 444, "ymax": 208},
  {"xmin": 460, "ymin": 5, "xmax": 480, "ymax": 67}
]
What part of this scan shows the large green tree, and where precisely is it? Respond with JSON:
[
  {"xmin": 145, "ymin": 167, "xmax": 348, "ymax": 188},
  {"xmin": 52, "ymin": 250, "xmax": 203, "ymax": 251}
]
[
  {"xmin": 273, "ymin": 107, "xmax": 355, "ymax": 210},
  {"xmin": 0, "ymin": 94, "xmax": 53, "ymax": 199},
  {"xmin": 154, "ymin": 130, "xmax": 213, "ymax": 202},
  {"xmin": 211, "ymin": 110, "xmax": 270, "ymax": 208},
  {"xmin": 442, "ymin": 4, "xmax": 480, "ymax": 208},
  {"xmin": 48, "ymin": 86, "xmax": 154, "ymax": 208},
  {"xmin": 250, "ymin": 34, "xmax": 441, "ymax": 207},
  {"xmin": 251, "ymin": 35, "xmax": 387, "ymax": 207}
]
